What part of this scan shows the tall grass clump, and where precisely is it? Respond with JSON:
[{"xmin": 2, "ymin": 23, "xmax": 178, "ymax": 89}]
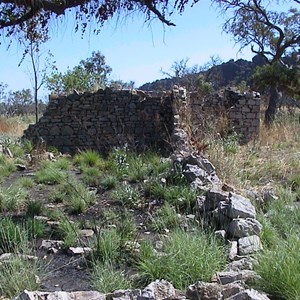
[
  {"xmin": 0, "ymin": 217, "xmax": 29, "ymax": 254},
  {"xmin": 111, "ymin": 183, "xmax": 142, "ymax": 208},
  {"xmin": 136, "ymin": 229, "xmax": 226, "ymax": 289},
  {"xmin": 259, "ymin": 188, "xmax": 300, "ymax": 241},
  {"xmin": 56, "ymin": 216, "xmax": 80, "ymax": 248},
  {"xmin": 255, "ymin": 233, "xmax": 300, "ymax": 300},
  {"xmin": 0, "ymin": 154, "xmax": 16, "ymax": 181},
  {"xmin": 75, "ymin": 150, "xmax": 103, "ymax": 167},
  {"xmin": 0, "ymin": 256, "xmax": 41, "ymax": 298},
  {"xmin": 91, "ymin": 228, "xmax": 121, "ymax": 263},
  {"xmin": 148, "ymin": 202, "xmax": 181, "ymax": 232},
  {"xmin": 0, "ymin": 184, "xmax": 28, "ymax": 212},
  {"xmin": 66, "ymin": 178, "xmax": 96, "ymax": 214},
  {"xmin": 35, "ymin": 161, "xmax": 67, "ymax": 184},
  {"xmin": 91, "ymin": 262, "xmax": 132, "ymax": 293}
]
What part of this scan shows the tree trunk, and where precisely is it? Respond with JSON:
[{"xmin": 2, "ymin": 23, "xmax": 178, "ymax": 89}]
[{"xmin": 264, "ymin": 85, "xmax": 280, "ymax": 126}]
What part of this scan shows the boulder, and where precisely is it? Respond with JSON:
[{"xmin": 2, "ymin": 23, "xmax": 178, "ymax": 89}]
[
  {"xmin": 205, "ymin": 188, "xmax": 229, "ymax": 211},
  {"xmin": 223, "ymin": 194, "xmax": 256, "ymax": 220},
  {"xmin": 186, "ymin": 281, "xmax": 223, "ymax": 300},
  {"xmin": 214, "ymin": 271, "xmax": 243, "ymax": 285},
  {"xmin": 139, "ymin": 280, "xmax": 176, "ymax": 300},
  {"xmin": 238, "ymin": 236, "xmax": 263, "ymax": 255},
  {"xmin": 183, "ymin": 164, "xmax": 207, "ymax": 183},
  {"xmin": 226, "ymin": 258, "xmax": 254, "ymax": 271},
  {"xmin": 228, "ymin": 218, "xmax": 262, "ymax": 238}
]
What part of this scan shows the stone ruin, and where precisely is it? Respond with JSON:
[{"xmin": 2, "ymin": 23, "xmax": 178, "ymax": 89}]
[
  {"xmin": 23, "ymin": 87, "xmax": 261, "ymax": 153},
  {"xmin": 23, "ymin": 88, "xmax": 174, "ymax": 154},
  {"xmin": 186, "ymin": 88, "xmax": 261, "ymax": 142}
]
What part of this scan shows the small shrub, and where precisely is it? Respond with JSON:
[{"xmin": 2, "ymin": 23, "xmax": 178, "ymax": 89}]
[
  {"xmin": 91, "ymin": 262, "xmax": 132, "ymax": 293},
  {"xmin": 67, "ymin": 180, "xmax": 96, "ymax": 214},
  {"xmin": 126, "ymin": 154, "xmax": 150, "ymax": 182},
  {"xmin": 261, "ymin": 188, "xmax": 300, "ymax": 239},
  {"xmin": 52, "ymin": 157, "xmax": 71, "ymax": 170},
  {"xmin": 117, "ymin": 210, "xmax": 137, "ymax": 241},
  {"xmin": 146, "ymin": 181, "xmax": 198, "ymax": 212},
  {"xmin": 48, "ymin": 186, "xmax": 66, "ymax": 203},
  {"xmin": 0, "ymin": 256, "xmax": 41, "ymax": 298},
  {"xmin": 0, "ymin": 155, "xmax": 16, "ymax": 180}
]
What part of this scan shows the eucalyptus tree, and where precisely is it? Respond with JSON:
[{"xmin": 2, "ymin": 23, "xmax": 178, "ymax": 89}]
[
  {"xmin": 0, "ymin": 0, "xmax": 198, "ymax": 41},
  {"xmin": 46, "ymin": 51, "xmax": 112, "ymax": 94},
  {"xmin": 214, "ymin": 0, "xmax": 300, "ymax": 124}
]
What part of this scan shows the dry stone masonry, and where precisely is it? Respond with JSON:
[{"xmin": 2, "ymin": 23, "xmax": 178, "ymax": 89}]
[
  {"xmin": 187, "ymin": 89, "xmax": 261, "ymax": 142},
  {"xmin": 22, "ymin": 87, "xmax": 261, "ymax": 155},
  {"xmin": 23, "ymin": 89, "xmax": 174, "ymax": 154}
]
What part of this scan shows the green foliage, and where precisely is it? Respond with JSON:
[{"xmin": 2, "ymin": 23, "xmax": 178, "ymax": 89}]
[
  {"xmin": 148, "ymin": 202, "xmax": 181, "ymax": 232},
  {"xmin": 116, "ymin": 210, "xmax": 137, "ymax": 241},
  {"xmin": 25, "ymin": 200, "xmax": 44, "ymax": 217},
  {"xmin": 0, "ymin": 256, "xmax": 41, "ymax": 298},
  {"xmin": 91, "ymin": 262, "xmax": 132, "ymax": 293},
  {"xmin": 25, "ymin": 218, "xmax": 46, "ymax": 239},
  {"xmin": 92, "ymin": 228, "xmax": 121, "ymax": 263},
  {"xmin": 111, "ymin": 183, "xmax": 142, "ymax": 208},
  {"xmin": 101, "ymin": 175, "xmax": 118, "ymax": 190},
  {"xmin": 46, "ymin": 51, "xmax": 112, "ymax": 94},
  {"xmin": 56, "ymin": 216, "xmax": 80, "ymax": 248},
  {"xmin": 48, "ymin": 185, "xmax": 66, "ymax": 203},
  {"xmin": 0, "ymin": 184, "xmax": 28, "ymax": 212},
  {"xmin": 52, "ymin": 157, "xmax": 71, "ymax": 170},
  {"xmin": 0, "ymin": 217, "xmax": 28, "ymax": 254},
  {"xmin": 145, "ymin": 180, "xmax": 198, "ymax": 212},
  {"xmin": 81, "ymin": 166, "xmax": 101, "ymax": 186},
  {"xmin": 253, "ymin": 62, "xmax": 300, "ymax": 97},
  {"xmin": 75, "ymin": 149, "xmax": 103, "ymax": 167},
  {"xmin": 64, "ymin": 177, "xmax": 96, "ymax": 214},
  {"xmin": 16, "ymin": 177, "xmax": 34, "ymax": 189},
  {"xmin": 136, "ymin": 230, "xmax": 226, "ymax": 289},
  {"xmin": 255, "ymin": 233, "xmax": 300, "ymax": 300},
  {"xmin": 259, "ymin": 188, "xmax": 300, "ymax": 243},
  {"xmin": 34, "ymin": 161, "xmax": 67, "ymax": 184},
  {"xmin": 0, "ymin": 154, "xmax": 16, "ymax": 180}
]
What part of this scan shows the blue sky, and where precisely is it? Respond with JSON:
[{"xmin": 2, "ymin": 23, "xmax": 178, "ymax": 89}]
[{"xmin": 0, "ymin": 1, "xmax": 258, "ymax": 98}]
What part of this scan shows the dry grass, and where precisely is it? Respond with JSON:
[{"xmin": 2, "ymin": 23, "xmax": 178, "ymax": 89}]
[
  {"xmin": 206, "ymin": 112, "xmax": 300, "ymax": 190},
  {"xmin": 0, "ymin": 116, "xmax": 34, "ymax": 137}
]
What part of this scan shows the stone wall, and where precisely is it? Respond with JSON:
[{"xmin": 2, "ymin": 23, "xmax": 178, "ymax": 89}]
[
  {"xmin": 23, "ymin": 88, "xmax": 174, "ymax": 154},
  {"xmin": 186, "ymin": 89, "xmax": 261, "ymax": 142}
]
